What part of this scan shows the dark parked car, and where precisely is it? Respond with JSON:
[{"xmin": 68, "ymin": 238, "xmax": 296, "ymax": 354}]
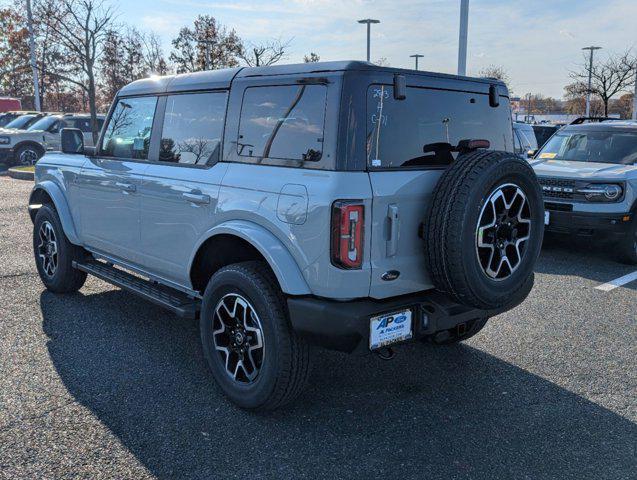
[{"xmin": 532, "ymin": 124, "xmax": 560, "ymax": 148}]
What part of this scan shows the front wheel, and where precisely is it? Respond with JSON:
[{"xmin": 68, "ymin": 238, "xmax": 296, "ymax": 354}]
[
  {"xmin": 33, "ymin": 205, "xmax": 87, "ymax": 293},
  {"xmin": 200, "ymin": 261, "xmax": 311, "ymax": 410},
  {"xmin": 13, "ymin": 144, "xmax": 43, "ymax": 166}
]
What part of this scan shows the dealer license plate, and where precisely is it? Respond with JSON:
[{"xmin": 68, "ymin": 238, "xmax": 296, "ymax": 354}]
[
  {"xmin": 369, "ymin": 309, "xmax": 413, "ymax": 350},
  {"xmin": 544, "ymin": 211, "xmax": 550, "ymax": 225}
]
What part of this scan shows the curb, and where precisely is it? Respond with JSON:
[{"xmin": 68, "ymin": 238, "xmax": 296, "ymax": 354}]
[{"xmin": 8, "ymin": 167, "xmax": 35, "ymax": 181}]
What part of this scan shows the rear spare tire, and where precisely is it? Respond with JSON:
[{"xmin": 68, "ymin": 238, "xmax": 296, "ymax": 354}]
[{"xmin": 425, "ymin": 150, "xmax": 544, "ymax": 310}]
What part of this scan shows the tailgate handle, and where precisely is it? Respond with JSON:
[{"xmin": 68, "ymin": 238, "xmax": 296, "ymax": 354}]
[{"xmin": 387, "ymin": 204, "xmax": 399, "ymax": 257}]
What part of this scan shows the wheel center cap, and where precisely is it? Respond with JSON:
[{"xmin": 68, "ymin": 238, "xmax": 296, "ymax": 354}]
[{"xmin": 234, "ymin": 331, "xmax": 245, "ymax": 345}]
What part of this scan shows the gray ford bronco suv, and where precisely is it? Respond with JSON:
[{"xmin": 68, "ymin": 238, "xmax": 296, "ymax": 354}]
[
  {"xmin": 531, "ymin": 120, "xmax": 637, "ymax": 263},
  {"xmin": 30, "ymin": 61, "xmax": 544, "ymax": 410}
]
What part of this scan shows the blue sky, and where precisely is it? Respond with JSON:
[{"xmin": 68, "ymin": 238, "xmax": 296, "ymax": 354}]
[{"xmin": 13, "ymin": 0, "xmax": 637, "ymax": 98}]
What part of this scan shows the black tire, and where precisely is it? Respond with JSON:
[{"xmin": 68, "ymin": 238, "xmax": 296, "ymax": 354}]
[
  {"xmin": 200, "ymin": 261, "xmax": 311, "ymax": 410},
  {"xmin": 618, "ymin": 221, "xmax": 637, "ymax": 264},
  {"xmin": 33, "ymin": 205, "xmax": 87, "ymax": 293},
  {"xmin": 12, "ymin": 144, "xmax": 43, "ymax": 166},
  {"xmin": 428, "ymin": 317, "xmax": 489, "ymax": 345},
  {"xmin": 425, "ymin": 150, "xmax": 544, "ymax": 310}
]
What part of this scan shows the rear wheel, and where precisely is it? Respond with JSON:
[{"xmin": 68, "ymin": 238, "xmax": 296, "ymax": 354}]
[
  {"xmin": 200, "ymin": 261, "xmax": 311, "ymax": 410},
  {"xmin": 425, "ymin": 150, "xmax": 544, "ymax": 310},
  {"xmin": 33, "ymin": 205, "xmax": 87, "ymax": 293}
]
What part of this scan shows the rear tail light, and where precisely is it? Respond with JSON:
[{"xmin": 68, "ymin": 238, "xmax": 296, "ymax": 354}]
[{"xmin": 331, "ymin": 200, "xmax": 364, "ymax": 269}]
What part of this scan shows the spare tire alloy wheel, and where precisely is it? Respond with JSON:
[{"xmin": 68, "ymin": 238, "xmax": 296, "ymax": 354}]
[
  {"xmin": 37, "ymin": 220, "xmax": 58, "ymax": 277},
  {"xmin": 425, "ymin": 150, "xmax": 544, "ymax": 310},
  {"xmin": 212, "ymin": 293, "xmax": 265, "ymax": 383},
  {"xmin": 476, "ymin": 183, "xmax": 531, "ymax": 280}
]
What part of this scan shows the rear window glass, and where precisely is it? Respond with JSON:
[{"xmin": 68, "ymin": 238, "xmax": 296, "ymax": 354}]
[
  {"xmin": 367, "ymin": 85, "xmax": 512, "ymax": 169},
  {"xmin": 238, "ymin": 85, "xmax": 326, "ymax": 161}
]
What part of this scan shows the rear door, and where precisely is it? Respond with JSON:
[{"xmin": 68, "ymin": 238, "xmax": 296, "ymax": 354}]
[
  {"xmin": 366, "ymin": 81, "xmax": 514, "ymax": 299},
  {"xmin": 136, "ymin": 91, "xmax": 229, "ymax": 285}
]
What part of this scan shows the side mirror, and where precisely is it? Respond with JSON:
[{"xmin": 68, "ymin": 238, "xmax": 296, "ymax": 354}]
[{"xmin": 60, "ymin": 128, "xmax": 84, "ymax": 154}]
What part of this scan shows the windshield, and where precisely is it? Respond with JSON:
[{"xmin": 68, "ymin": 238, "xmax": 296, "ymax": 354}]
[
  {"xmin": 537, "ymin": 129, "xmax": 637, "ymax": 165},
  {"xmin": 4, "ymin": 115, "xmax": 37, "ymax": 130},
  {"xmin": 27, "ymin": 116, "xmax": 60, "ymax": 131}
]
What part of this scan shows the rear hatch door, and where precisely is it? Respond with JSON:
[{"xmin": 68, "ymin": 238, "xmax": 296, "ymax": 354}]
[{"xmin": 366, "ymin": 80, "xmax": 513, "ymax": 299}]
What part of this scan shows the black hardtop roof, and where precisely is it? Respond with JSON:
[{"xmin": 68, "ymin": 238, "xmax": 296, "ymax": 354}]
[
  {"xmin": 118, "ymin": 60, "xmax": 507, "ymax": 97},
  {"xmin": 562, "ymin": 121, "xmax": 637, "ymax": 132}
]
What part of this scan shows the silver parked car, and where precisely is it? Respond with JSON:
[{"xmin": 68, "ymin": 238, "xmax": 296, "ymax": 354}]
[
  {"xmin": 530, "ymin": 121, "xmax": 637, "ymax": 263},
  {"xmin": 29, "ymin": 61, "xmax": 544, "ymax": 409},
  {"xmin": 513, "ymin": 121, "xmax": 539, "ymax": 158}
]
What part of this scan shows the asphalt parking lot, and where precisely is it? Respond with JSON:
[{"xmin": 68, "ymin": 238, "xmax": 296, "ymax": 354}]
[{"xmin": 0, "ymin": 174, "xmax": 635, "ymax": 480}]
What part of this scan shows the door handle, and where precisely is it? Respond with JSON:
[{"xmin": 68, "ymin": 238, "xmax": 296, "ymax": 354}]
[
  {"xmin": 386, "ymin": 204, "xmax": 399, "ymax": 257},
  {"xmin": 182, "ymin": 192, "xmax": 210, "ymax": 205},
  {"xmin": 115, "ymin": 182, "xmax": 136, "ymax": 193}
]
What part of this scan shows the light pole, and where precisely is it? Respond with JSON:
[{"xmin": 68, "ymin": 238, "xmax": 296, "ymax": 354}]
[
  {"xmin": 357, "ymin": 19, "xmax": 380, "ymax": 62},
  {"xmin": 25, "ymin": 0, "xmax": 40, "ymax": 111},
  {"xmin": 632, "ymin": 60, "xmax": 637, "ymax": 120},
  {"xmin": 457, "ymin": 0, "xmax": 469, "ymax": 76},
  {"xmin": 410, "ymin": 54, "xmax": 424, "ymax": 70},
  {"xmin": 582, "ymin": 46, "xmax": 601, "ymax": 117}
]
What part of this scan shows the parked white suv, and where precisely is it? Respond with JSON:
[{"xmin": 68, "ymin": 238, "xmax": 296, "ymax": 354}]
[{"xmin": 0, "ymin": 113, "xmax": 104, "ymax": 166}]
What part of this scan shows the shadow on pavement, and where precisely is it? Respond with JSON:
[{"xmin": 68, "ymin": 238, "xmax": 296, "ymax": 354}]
[
  {"xmin": 537, "ymin": 233, "xmax": 636, "ymax": 289},
  {"xmin": 41, "ymin": 289, "xmax": 636, "ymax": 480}
]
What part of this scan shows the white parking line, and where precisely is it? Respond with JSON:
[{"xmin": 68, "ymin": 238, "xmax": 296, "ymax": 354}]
[{"xmin": 595, "ymin": 271, "xmax": 637, "ymax": 292}]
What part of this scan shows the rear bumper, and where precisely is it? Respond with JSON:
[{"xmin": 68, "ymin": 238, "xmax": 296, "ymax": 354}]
[
  {"xmin": 287, "ymin": 287, "xmax": 526, "ymax": 355},
  {"xmin": 544, "ymin": 203, "xmax": 632, "ymax": 237}
]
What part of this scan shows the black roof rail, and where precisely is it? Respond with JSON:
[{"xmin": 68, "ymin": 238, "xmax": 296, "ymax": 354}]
[{"xmin": 569, "ymin": 116, "xmax": 613, "ymax": 125}]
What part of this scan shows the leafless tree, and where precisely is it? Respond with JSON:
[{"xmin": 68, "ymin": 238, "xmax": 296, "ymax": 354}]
[
  {"xmin": 141, "ymin": 32, "xmax": 168, "ymax": 75},
  {"xmin": 303, "ymin": 52, "xmax": 320, "ymax": 63},
  {"xmin": 239, "ymin": 38, "xmax": 291, "ymax": 67},
  {"xmin": 478, "ymin": 64, "xmax": 512, "ymax": 94},
  {"xmin": 570, "ymin": 49, "xmax": 636, "ymax": 116},
  {"xmin": 41, "ymin": 0, "xmax": 115, "ymax": 142}
]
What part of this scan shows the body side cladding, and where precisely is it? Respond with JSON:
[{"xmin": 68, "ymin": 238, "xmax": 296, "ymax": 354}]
[
  {"xmin": 189, "ymin": 220, "xmax": 312, "ymax": 296},
  {"xmin": 29, "ymin": 181, "xmax": 80, "ymax": 245}
]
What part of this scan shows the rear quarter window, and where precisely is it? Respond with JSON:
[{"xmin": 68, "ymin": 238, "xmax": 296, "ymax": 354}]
[
  {"xmin": 237, "ymin": 84, "xmax": 327, "ymax": 162},
  {"xmin": 367, "ymin": 85, "xmax": 513, "ymax": 169}
]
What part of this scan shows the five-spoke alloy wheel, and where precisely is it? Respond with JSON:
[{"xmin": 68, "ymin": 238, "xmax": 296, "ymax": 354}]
[
  {"xmin": 37, "ymin": 220, "xmax": 58, "ymax": 277},
  {"xmin": 212, "ymin": 293, "xmax": 265, "ymax": 384},
  {"xmin": 476, "ymin": 183, "xmax": 531, "ymax": 280}
]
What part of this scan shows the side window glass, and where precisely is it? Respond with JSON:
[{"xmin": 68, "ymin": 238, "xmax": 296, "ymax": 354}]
[
  {"xmin": 159, "ymin": 92, "xmax": 227, "ymax": 165},
  {"xmin": 238, "ymin": 85, "xmax": 326, "ymax": 161},
  {"xmin": 49, "ymin": 121, "xmax": 61, "ymax": 134},
  {"xmin": 101, "ymin": 96, "xmax": 157, "ymax": 160}
]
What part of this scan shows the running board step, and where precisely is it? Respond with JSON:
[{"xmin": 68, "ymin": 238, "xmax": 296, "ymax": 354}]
[{"xmin": 72, "ymin": 259, "xmax": 200, "ymax": 319}]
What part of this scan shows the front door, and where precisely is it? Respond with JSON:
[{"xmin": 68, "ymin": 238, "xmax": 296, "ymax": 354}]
[
  {"xmin": 77, "ymin": 95, "xmax": 158, "ymax": 264},
  {"xmin": 137, "ymin": 91, "xmax": 229, "ymax": 285}
]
